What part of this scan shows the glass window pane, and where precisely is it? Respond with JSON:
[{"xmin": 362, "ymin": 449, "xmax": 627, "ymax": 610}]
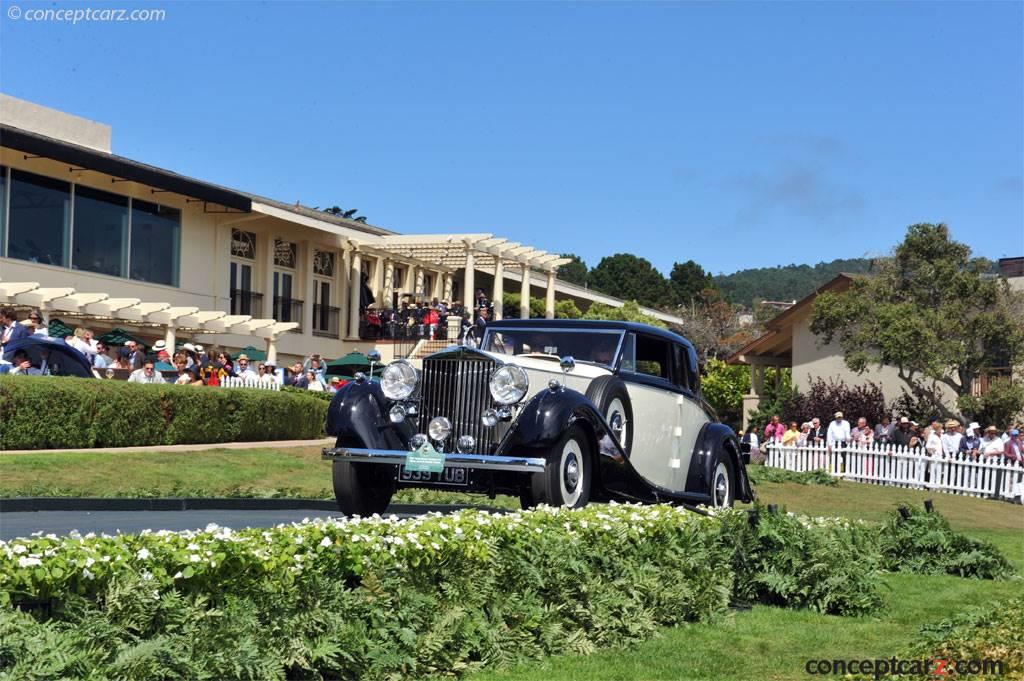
[
  {"xmin": 73, "ymin": 185, "xmax": 128, "ymax": 277},
  {"xmin": 8, "ymin": 169, "xmax": 70, "ymax": 266},
  {"xmin": 130, "ymin": 199, "xmax": 180, "ymax": 286}
]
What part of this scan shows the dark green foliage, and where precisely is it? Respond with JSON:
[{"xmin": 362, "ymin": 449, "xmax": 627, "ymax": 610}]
[
  {"xmin": 557, "ymin": 254, "xmax": 589, "ymax": 287},
  {"xmin": 781, "ymin": 378, "xmax": 888, "ymax": 427},
  {"xmin": 957, "ymin": 377, "xmax": 1024, "ymax": 430},
  {"xmin": 877, "ymin": 505, "xmax": 1016, "ymax": 579},
  {"xmin": 714, "ymin": 257, "xmax": 876, "ymax": 307},
  {"xmin": 669, "ymin": 260, "xmax": 715, "ymax": 307},
  {"xmin": 0, "ymin": 376, "xmax": 326, "ymax": 449},
  {"xmin": 719, "ymin": 508, "xmax": 883, "ymax": 616},
  {"xmin": 588, "ymin": 254, "xmax": 673, "ymax": 308},
  {"xmin": 746, "ymin": 466, "xmax": 839, "ymax": 487}
]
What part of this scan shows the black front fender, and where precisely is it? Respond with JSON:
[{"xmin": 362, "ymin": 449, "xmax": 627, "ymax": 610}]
[
  {"xmin": 325, "ymin": 381, "xmax": 413, "ymax": 450},
  {"xmin": 496, "ymin": 387, "xmax": 659, "ymax": 502}
]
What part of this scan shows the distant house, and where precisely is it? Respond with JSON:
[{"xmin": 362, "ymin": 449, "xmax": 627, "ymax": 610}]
[{"xmin": 728, "ymin": 266, "xmax": 1023, "ymax": 429}]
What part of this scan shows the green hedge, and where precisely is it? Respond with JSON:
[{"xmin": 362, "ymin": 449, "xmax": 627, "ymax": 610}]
[{"xmin": 0, "ymin": 376, "xmax": 327, "ymax": 449}]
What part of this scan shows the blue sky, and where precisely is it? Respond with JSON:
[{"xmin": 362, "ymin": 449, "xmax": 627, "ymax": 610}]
[{"xmin": 1, "ymin": 1, "xmax": 1021, "ymax": 275}]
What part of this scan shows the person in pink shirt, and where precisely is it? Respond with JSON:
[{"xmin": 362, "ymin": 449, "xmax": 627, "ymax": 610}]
[{"xmin": 764, "ymin": 415, "xmax": 785, "ymax": 443}]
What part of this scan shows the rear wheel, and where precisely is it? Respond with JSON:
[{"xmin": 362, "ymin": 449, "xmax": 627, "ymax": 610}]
[
  {"xmin": 531, "ymin": 424, "xmax": 593, "ymax": 508},
  {"xmin": 711, "ymin": 454, "xmax": 736, "ymax": 508},
  {"xmin": 332, "ymin": 458, "xmax": 395, "ymax": 516}
]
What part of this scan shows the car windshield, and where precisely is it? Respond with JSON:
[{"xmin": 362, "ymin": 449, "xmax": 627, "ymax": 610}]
[{"xmin": 481, "ymin": 328, "xmax": 624, "ymax": 367}]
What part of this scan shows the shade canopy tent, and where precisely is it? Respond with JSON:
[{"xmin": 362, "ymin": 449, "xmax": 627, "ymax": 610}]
[
  {"xmin": 324, "ymin": 351, "xmax": 371, "ymax": 376},
  {"xmin": 2, "ymin": 336, "xmax": 95, "ymax": 377},
  {"xmin": 47, "ymin": 318, "xmax": 75, "ymax": 339},
  {"xmin": 98, "ymin": 328, "xmax": 148, "ymax": 347},
  {"xmin": 235, "ymin": 345, "xmax": 267, "ymax": 362}
]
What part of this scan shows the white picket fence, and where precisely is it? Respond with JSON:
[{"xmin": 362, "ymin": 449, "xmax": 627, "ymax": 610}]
[
  {"xmin": 219, "ymin": 376, "xmax": 280, "ymax": 391},
  {"xmin": 764, "ymin": 443, "xmax": 1024, "ymax": 501}
]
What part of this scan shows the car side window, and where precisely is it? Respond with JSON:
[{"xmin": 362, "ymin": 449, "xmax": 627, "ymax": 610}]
[
  {"xmin": 634, "ymin": 334, "xmax": 672, "ymax": 381},
  {"xmin": 619, "ymin": 333, "xmax": 636, "ymax": 372},
  {"xmin": 673, "ymin": 344, "xmax": 691, "ymax": 392}
]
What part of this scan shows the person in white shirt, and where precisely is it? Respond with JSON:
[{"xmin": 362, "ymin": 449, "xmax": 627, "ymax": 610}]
[
  {"xmin": 306, "ymin": 370, "xmax": 325, "ymax": 392},
  {"xmin": 981, "ymin": 426, "xmax": 1006, "ymax": 456},
  {"xmin": 235, "ymin": 354, "xmax": 259, "ymax": 382},
  {"xmin": 925, "ymin": 421, "xmax": 944, "ymax": 458},
  {"xmin": 826, "ymin": 411, "xmax": 851, "ymax": 447},
  {"xmin": 128, "ymin": 360, "xmax": 166, "ymax": 384},
  {"xmin": 940, "ymin": 420, "xmax": 962, "ymax": 457}
]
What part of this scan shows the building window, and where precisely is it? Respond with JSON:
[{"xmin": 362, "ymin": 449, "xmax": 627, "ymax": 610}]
[
  {"xmin": 231, "ymin": 229, "xmax": 256, "ymax": 260},
  {"xmin": 313, "ymin": 248, "xmax": 335, "ymax": 277},
  {"xmin": 130, "ymin": 199, "xmax": 180, "ymax": 286},
  {"xmin": 8, "ymin": 169, "xmax": 70, "ymax": 267},
  {"xmin": 73, "ymin": 185, "xmax": 128, "ymax": 277},
  {"xmin": 274, "ymin": 239, "xmax": 297, "ymax": 269}
]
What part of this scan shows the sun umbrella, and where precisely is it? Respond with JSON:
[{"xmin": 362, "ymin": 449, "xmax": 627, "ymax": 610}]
[
  {"xmin": 324, "ymin": 351, "xmax": 370, "ymax": 376},
  {"xmin": 2, "ymin": 336, "xmax": 95, "ymax": 378},
  {"xmin": 98, "ymin": 328, "xmax": 146, "ymax": 347},
  {"xmin": 235, "ymin": 345, "xmax": 267, "ymax": 362}
]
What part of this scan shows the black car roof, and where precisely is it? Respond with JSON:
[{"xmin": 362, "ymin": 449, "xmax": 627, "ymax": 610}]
[{"xmin": 484, "ymin": 318, "xmax": 696, "ymax": 353}]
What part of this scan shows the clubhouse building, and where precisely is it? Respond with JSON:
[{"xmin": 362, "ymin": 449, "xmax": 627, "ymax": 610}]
[{"xmin": 0, "ymin": 95, "xmax": 682, "ymax": 363}]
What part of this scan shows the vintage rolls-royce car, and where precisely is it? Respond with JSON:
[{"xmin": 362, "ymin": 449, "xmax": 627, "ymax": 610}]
[{"xmin": 322, "ymin": 319, "xmax": 753, "ymax": 515}]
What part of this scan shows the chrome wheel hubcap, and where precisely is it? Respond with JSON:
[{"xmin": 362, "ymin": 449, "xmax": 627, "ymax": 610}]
[{"xmin": 565, "ymin": 455, "xmax": 579, "ymax": 490}]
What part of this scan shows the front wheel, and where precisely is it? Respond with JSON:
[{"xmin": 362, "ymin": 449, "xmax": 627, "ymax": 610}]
[
  {"xmin": 332, "ymin": 460, "xmax": 395, "ymax": 516},
  {"xmin": 531, "ymin": 424, "xmax": 593, "ymax": 508},
  {"xmin": 710, "ymin": 454, "xmax": 736, "ymax": 508}
]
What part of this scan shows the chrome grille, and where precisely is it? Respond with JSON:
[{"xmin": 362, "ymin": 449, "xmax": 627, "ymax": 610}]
[{"xmin": 419, "ymin": 356, "xmax": 497, "ymax": 453}]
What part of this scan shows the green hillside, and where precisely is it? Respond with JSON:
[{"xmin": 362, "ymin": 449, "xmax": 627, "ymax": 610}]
[{"xmin": 714, "ymin": 257, "xmax": 876, "ymax": 307}]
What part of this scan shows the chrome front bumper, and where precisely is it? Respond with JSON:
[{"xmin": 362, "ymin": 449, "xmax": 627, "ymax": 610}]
[{"xmin": 322, "ymin": 447, "xmax": 546, "ymax": 473}]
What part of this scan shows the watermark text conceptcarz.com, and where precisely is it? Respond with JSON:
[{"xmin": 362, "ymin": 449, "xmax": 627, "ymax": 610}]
[
  {"xmin": 6, "ymin": 5, "xmax": 166, "ymax": 23},
  {"xmin": 805, "ymin": 657, "xmax": 1005, "ymax": 678}
]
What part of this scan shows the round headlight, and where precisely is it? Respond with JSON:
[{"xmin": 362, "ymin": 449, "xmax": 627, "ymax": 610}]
[
  {"xmin": 489, "ymin": 364, "xmax": 529, "ymax": 405},
  {"xmin": 389, "ymin": 404, "xmax": 407, "ymax": 424},
  {"xmin": 428, "ymin": 416, "xmax": 452, "ymax": 442},
  {"xmin": 381, "ymin": 360, "xmax": 417, "ymax": 400}
]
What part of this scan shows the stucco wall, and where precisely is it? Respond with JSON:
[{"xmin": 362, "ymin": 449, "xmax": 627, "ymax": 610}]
[
  {"xmin": 789, "ymin": 306, "xmax": 958, "ymax": 409},
  {"xmin": 1, "ymin": 94, "xmax": 112, "ymax": 152}
]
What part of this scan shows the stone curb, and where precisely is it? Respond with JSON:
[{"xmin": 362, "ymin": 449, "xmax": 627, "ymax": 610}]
[{"xmin": 0, "ymin": 498, "xmax": 481, "ymax": 514}]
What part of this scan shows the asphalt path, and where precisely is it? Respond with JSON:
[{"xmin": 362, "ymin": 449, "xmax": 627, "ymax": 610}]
[{"xmin": 0, "ymin": 508, "xmax": 418, "ymax": 540}]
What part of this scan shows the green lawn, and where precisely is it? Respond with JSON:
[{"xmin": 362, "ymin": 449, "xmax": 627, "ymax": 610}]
[{"xmin": 2, "ymin": 449, "xmax": 1022, "ymax": 681}]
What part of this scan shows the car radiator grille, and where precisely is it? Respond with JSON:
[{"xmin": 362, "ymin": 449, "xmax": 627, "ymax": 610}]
[{"xmin": 419, "ymin": 357, "xmax": 497, "ymax": 453}]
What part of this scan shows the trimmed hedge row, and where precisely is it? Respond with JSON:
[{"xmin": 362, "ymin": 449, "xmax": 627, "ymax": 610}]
[{"xmin": 0, "ymin": 376, "xmax": 327, "ymax": 449}]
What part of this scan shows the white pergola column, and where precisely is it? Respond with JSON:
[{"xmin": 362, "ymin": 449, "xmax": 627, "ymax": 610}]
[
  {"xmin": 464, "ymin": 249, "xmax": 475, "ymax": 306},
  {"xmin": 414, "ymin": 268, "xmax": 425, "ymax": 301},
  {"xmin": 348, "ymin": 251, "xmax": 362, "ymax": 339},
  {"xmin": 262, "ymin": 233, "xmax": 275, "ymax": 320},
  {"xmin": 338, "ymin": 246, "xmax": 351, "ymax": 339},
  {"xmin": 492, "ymin": 260, "xmax": 504, "ymax": 320},
  {"xmin": 432, "ymin": 270, "xmax": 443, "ymax": 301},
  {"xmin": 381, "ymin": 259, "xmax": 394, "ymax": 309},
  {"xmin": 443, "ymin": 273, "xmax": 453, "ymax": 302},
  {"xmin": 371, "ymin": 255, "xmax": 384, "ymax": 307},
  {"xmin": 266, "ymin": 336, "xmax": 278, "ymax": 365},
  {"xmin": 545, "ymin": 270, "xmax": 556, "ymax": 319},
  {"xmin": 519, "ymin": 264, "xmax": 530, "ymax": 319},
  {"xmin": 165, "ymin": 326, "xmax": 176, "ymax": 352},
  {"xmin": 302, "ymin": 241, "xmax": 315, "ymax": 335}
]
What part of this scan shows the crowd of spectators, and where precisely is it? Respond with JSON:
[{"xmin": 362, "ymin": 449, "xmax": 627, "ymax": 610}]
[
  {"xmin": 361, "ymin": 289, "xmax": 493, "ymax": 342},
  {"xmin": 0, "ymin": 306, "xmax": 367, "ymax": 394},
  {"xmin": 744, "ymin": 411, "xmax": 1023, "ymax": 464}
]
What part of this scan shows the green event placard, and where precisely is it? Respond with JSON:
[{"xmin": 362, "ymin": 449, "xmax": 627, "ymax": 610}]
[{"xmin": 405, "ymin": 440, "xmax": 445, "ymax": 473}]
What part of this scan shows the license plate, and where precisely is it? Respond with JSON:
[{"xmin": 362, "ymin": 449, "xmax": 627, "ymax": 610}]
[{"xmin": 399, "ymin": 466, "xmax": 469, "ymax": 486}]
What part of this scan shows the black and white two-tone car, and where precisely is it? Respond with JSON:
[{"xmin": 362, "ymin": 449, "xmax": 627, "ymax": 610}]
[{"xmin": 322, "ymin": 319, "xmax": 754, "ymax": 515}]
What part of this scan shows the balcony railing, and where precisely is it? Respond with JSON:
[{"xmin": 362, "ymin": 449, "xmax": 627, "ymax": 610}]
[
  {"xmin": 273, "ymin": 297, "xmax": 304, "ymax": 333},
  {"xmin": 230, "ymin": 289, "xmax": 264, "ymax": 317},
  {"xmin": 312, "ymin": 304, "xmax": 341, "ymax": 339}
]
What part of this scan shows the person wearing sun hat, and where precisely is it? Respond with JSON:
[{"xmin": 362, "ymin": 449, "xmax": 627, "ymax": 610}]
[
  {"xmin": 941, "ymin": 419, "xmax": 962, "ymax": 457},
  {"xmin": 1003, "ymin": 429, "xmax": 1023, "ymax": 464},
  {"xmin": 958, "ymin": 422, "xmax": 983, "ymax": 457},
  {"xmin": 981, "ymin": 426, "xmax": 1005, "ymax": 457},
  {"xmin": 826, "ymin": 411, "xmax": 850, "ymax": 448}
]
